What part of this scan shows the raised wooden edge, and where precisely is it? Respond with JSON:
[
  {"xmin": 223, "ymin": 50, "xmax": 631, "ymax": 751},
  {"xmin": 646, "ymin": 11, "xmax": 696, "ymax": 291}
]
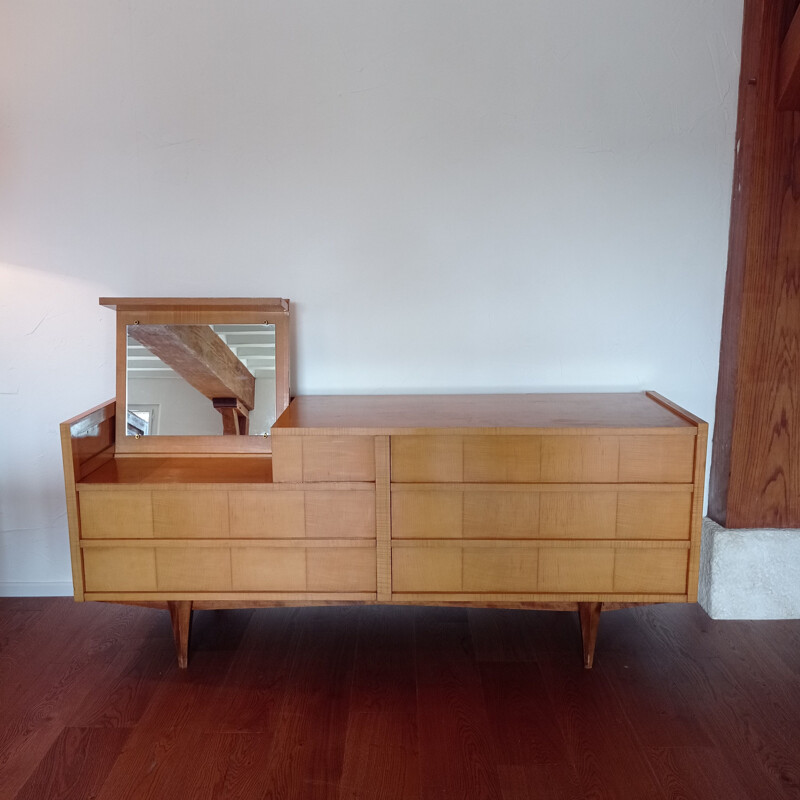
[
  {"xmin": 61, "ymin": 398, "xmax": 116, "ymax": 431},
  {"xmin": 80, "ymin": 538, "xmax": 377, "ymax": 549},
  {"xmin": 644, "ymin": 391, "xmax": 707, "ymax": 427},
  {"xmin": 59, "ymin": 422, "xmax": 85, "ymax": 602},
  {"xmin": 375, "ymin": 436, "xmax": 391, "ymax": 601},
  {"xmin": 686, "ymin": 422, "xmax": 709, "ymax": 602},
  {"xmin": 390, "ymin": 482, "xmax": 694, "ymax": 494},
  {"xmin": 390, "ymin": 539, "xmax": 691, "ymax": 550},
  {"xmin": 100, "ymin": 297, "xmax": 289, "ymax": 312},
  {"xmin": 59, "ymin": 399, "xmax": 121, "ymax": 602}
]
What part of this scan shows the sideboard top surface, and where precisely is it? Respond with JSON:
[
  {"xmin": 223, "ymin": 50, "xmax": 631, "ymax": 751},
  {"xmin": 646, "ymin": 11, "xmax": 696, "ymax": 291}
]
[{"xmin": 272, "ymin": 392, "xmax": 701, "ymax": 436}]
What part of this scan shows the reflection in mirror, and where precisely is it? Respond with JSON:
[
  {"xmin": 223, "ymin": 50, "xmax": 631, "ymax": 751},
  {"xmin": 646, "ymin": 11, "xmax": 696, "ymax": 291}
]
[{"xmin": 126, "ymin": 324, "xmax": 276, "ymax": 436}]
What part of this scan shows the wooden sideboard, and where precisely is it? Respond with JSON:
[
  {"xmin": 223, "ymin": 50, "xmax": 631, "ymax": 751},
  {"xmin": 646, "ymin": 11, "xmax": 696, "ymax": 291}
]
[{"xmin": 62, "ymin": 390, "xmax": 707, "ymax": 669}]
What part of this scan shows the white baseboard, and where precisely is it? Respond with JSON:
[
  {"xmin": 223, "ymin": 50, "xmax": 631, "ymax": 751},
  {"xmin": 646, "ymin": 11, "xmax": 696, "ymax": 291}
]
[
  {"xmin": 699, "ymin": 518, "xmax": 800, "ymax": 619},
  {"xmin": 0, "ymin": 581, "xmax": 73, "ymax": 597}
]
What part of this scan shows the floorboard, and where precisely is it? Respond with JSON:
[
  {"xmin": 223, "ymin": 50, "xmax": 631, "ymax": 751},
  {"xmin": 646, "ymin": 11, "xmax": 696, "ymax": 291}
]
[{"xmin": 0, "ymin": 599, "xmax": 798, "ymax": 800}]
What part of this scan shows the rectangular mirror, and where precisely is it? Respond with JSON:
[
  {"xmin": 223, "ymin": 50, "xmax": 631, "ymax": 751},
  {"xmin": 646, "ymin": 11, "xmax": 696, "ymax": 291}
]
[
  {"xmin": 126, "ymin": 324, "xmax": 277, "ymax": 436},
  {"xmin": 102, "ymin": 297, "xmax": 290, "ymax": 455}
]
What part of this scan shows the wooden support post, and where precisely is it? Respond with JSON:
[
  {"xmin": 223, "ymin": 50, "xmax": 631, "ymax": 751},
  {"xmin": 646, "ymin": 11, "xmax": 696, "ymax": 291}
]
[
  {"xmin": 710, "ymin": 0, "xmax": 800, "ymax": 528},
  {"xmin": 167, "ymin": 601, "xmax": 193, "ymax": 669},
  {"xmin": 578, "ymin": 602, "xmax": 602, "ymax": 670}
]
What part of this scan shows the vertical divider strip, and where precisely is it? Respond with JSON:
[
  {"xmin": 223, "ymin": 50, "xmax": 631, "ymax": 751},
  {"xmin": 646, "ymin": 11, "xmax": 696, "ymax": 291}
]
[{"xmin": 375, "ymin": 436, "xmax": 392, "ymax": 601}]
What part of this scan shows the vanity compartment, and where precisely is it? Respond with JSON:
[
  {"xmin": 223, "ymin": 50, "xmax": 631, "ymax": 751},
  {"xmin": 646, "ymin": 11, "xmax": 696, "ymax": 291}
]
[
  {"xmin": 390, "ymin": 433, "xmax": 695, "ymax": 484},
  {"xmin": 391, "ymin": 541, "xmax": 689, "ymax": 597},
  {"xmin": 391, "ymin": 485, "xmax": 693, "ymax": 541}
]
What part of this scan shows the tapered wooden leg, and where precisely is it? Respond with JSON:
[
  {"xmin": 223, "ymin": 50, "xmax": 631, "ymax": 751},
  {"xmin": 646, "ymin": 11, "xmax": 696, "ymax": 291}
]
[
  {"xmin": 167, "ymin": 601, "xmax": 193, "ymax": 669},
  {"xmin": 578, "ymin": 602, "xmax": 602, "ymax": 669}
]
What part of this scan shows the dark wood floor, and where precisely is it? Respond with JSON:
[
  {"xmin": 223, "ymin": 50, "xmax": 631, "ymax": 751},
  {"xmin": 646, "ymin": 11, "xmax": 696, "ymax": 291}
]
[{"xmin": 0, "ymin": 599, "xmax": 799, "ymax": 799}]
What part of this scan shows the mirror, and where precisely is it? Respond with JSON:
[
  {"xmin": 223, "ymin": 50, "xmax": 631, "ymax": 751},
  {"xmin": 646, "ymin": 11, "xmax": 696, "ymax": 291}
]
[{"xmin": 125, "ymin": 323, "xmax": 277, "ymax": 436}]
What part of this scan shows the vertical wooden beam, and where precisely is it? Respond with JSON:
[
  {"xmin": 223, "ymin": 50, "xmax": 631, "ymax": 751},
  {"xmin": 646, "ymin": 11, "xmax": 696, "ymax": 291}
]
[{"xmin": 710, "ymin": 0, "xmax": 800, "ymax": 528}]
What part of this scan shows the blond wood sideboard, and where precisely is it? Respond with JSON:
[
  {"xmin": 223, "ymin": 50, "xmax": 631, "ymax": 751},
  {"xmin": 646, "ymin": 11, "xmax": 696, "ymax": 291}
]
[{"xmin": 62, "ymin": 390, "xmax": 707, "ymax": 669}]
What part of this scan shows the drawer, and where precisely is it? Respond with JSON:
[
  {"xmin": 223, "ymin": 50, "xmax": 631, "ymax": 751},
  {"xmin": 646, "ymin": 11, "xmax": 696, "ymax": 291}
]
[
  {"xmin": 391, "ymin": 542, "xmax": 689, "ymax": 596},
  {"xmin": 85, "ymin": 545, "xmax": 234, "ymax": 593},
  {"xmin": 272, "ymin": 435, "xmax": 375, "ymax": 482},
  {"xmin": 392, "ymin": 544, "xmax": 539, "ymax": 593},
  {"xmin": 152, "ymin": 491, "xmax": 230, "ymax": 538},
  {"xmin": 391, "ymin": 487, "xmax": 692, "ymax": 540},
  {"xmin": 83, "ymin": 543, "xmax": 377, "ymax": 594},
  {"xmin": 80, "ymin": 491, "xmax": 153, "ymax": 539},
  {"xmin": 83, "ymin": 546, "xmax": 157, "ymax": 592},
  {"xmin": 156, "ymin": 547, "xmax": 232, "ymax": 591},
  {"xmin": 231, "ymin": 545, "xmax": 376, "ymax": 592},
  {"xmin": 80, "ymin": 489, "xmax": 233, "ymax": 540},
  {"xmin": 229, "ymin": 489, "xmax": 375, "ymax": 538},
  {"xmin": 81, "ymin": 487, "xmax": 376, "ymax": 540},
  {"xmin": 390, "ymin": 434, "xmax": 695, "ymax": 484}
]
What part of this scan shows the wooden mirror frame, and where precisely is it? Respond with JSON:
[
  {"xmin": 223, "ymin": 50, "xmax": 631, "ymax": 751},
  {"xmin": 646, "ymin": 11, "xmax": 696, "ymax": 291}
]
[{"xmin": 101, "ymin": 298, "xmax": 290, "ymax": 455}]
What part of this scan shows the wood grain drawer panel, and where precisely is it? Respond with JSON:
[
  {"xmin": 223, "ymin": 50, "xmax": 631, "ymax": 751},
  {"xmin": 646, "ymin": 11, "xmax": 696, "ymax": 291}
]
[
  {"xmin": 392, "ymin": 546, "xmax": 461, "ymax": 592},
  {"xmin": 231, "ymin": 547, "xmax": 306, "ymax": 591},
  {"xmin": 156, "ymin": 547, "xmax": 232, "ymax": 591},
  {"xmin": 307, "ymin": 547, "xmax": 377, "ymax": 592},
  {"xmin": 538, "ymin": 548, "xmax": 615, "ymax": 592},
  {"xmin": 616, "ymin": 492, "xmax": 692, "ymax": 540},
  {"xmin": 391, "ymin": 436, "xmax": 462, "ymax": 482},
  {"xmin": 83, "ymin": 547, "xmax": 157, "ymax": 592},
  {"xmin": 305, "ymin": 491, "xmax": 375, "ymax": 538},
  {"xmin": 302, "ymin": 436, "xmax": 375, "ymax": 481},
  {"xmin": 463, "ymin": 436, "xmax": 541, "ymax": 482},
  {"xmin": 272, "ymin": 435, "xmax": 376, "ymax": 482},
  {"xmin": 229, "ymin": 491, "xmax": 305, "ymax": 538},
  {"xmin": 80, "ymin": 491, "xmax": 153, "ymax": 539},
  {"xmin": 228, "ymin": 490, "xmax": 305, "ymax": 539},
  {"xmin": 614, "ymin": 549, "xmax": 688, "ymax": 594},
  {"xmin": 618, "ymin": 436, "xmax": 695, "ymax": 483},
  {"xmin": 271, "ymin": 436, "xmax": 303, "ymax": 482},
  {"xmin": 463, "ymin": 492, "xmax": 539, "ymax": 538},
  {"xmin": 540, "ymin": 436, "xmax": 619, "ymax": 482},
  {"xmin": 462, "ymin": 547, "xmax": 538, "ymax": 592},
  {"xmin": 392, "ymin": 490, "xmax": 462, "ymax": 539},
  {"xmin": 152, "ymin": 491, "xmax": 230, "ymax": 538},
  {"xmin": 539, "ymin": 492, "xmax": 616, "ymax": 539}
]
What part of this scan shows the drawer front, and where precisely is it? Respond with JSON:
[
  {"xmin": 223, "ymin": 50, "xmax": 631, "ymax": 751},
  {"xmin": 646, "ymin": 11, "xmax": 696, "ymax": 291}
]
[
  {"xmin": 80, "ymin": 491, "xmax": 153, "ymax": 539},
  {"xmin": 272, "ymin": 435, "xmax": 375, "ymax": 482},
  {"xmin": 153, "ymin": 491, "xmax": 230, "ymax": 538},
  {"xmin": 83, "ymin": 546, "xmax": 157, "ymax": 592},
  {"xmin": 156, "ymin": 547, "xmax": 232, "ymax": 591},
  {"xmin": 81, "ymin": 488, "xmax": 376, "ymax": 540},
  {"xmin": 391, "ymin": 488, "xmax": 692, "ymax": 540},
  {"xmin": 83, "ymin": 543, "xmax": 377, "ymax": 594},
  {"xmin": 230, "ymin": 545, "xmax": 377, "ymax": 593},
  {"xmin": 391, "ymin": 543, "xmax": 688, "ymax": 596},
  {"xmin": 391, "ymin": 434, "xmax": 695, "ymax": 484}
]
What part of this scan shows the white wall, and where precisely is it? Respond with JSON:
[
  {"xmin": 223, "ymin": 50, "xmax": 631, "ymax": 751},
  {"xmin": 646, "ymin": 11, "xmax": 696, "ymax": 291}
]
[{"xmin": 0, "ymin": 0, "xmax": 743, "ymax": 595}]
